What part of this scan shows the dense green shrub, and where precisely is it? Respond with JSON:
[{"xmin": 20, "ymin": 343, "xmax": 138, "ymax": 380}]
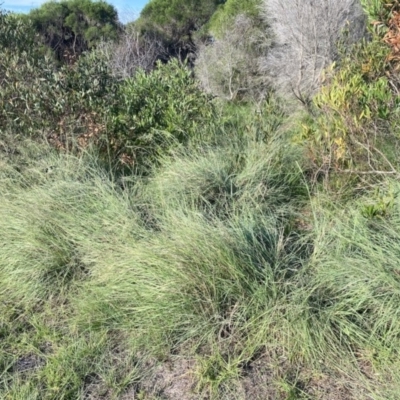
[
  {"xmin": 108, "ymin": 59, "xmax": 217, "ymax": 170},
  {"xmin": 207, "ymin": 0, "xmax": 263, "ymax": 37},
  {"xmin": 137, "ymin": 0, "xmax": 224, "ymax": 58},
  {"xmin": 0, "ymin": 10, "xmax": 58, "ymax": 136},
  {"xmin": 0, "ymin": 46, "xmax": 116, "ymax": 143},
  {"xmin": 0, "ymin": 7, "xmax": 117, "ymax": 148},
  {"xmin": 28, "ymin": 0, "xmax": 121, "ymax": 61},
  {"xmin": 0, "ymin": 10, "xmax": 38, "ymax": 53},
  {"xmin": 0, "ymin": 10, "xmax": 217, "ymax": 172}
]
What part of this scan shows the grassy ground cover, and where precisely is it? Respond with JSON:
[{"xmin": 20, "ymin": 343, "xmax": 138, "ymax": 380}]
[
  {"xmin": 2, "ymin": 1, "xmax": 400, "ymax": 398},
  {"xmin": 2, "ymin": 128, "xmax": 400, "ymax": 399}
]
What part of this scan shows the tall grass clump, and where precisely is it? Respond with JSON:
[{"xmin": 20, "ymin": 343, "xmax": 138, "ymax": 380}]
[
  {"xmin": 0, "ymin": 144, "xmax": 148, "ymax": 399},
  {"xmin": 297, "ymin": 182, "xmax": 400, "ymax": 374},
  {"xmin": 74, "ymin": 205, "xmax": 309, "ymax": 357},
  {"xmin": 0, "ymin": 147, "xmax": 142, "ymax": 308},
  {"xmin": 141, "ymin": 125, "xmax": 306, "ymax": 224},
  {"xmin": 50, "ymin": 119, "xmax": 315, "ymax": 396},
  {"xmin": 0, "ymin": 108, "xmax": 319, "ymax": 397}
]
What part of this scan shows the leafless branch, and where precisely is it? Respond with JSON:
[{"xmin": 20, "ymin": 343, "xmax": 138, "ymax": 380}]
[
  {"xmin": 98, "ymin": 27, "xmax": 165, "ymax": 78},
  {"xmin": 195, "ymin": 15, "xmax": 270, "ymax": 101},
  {"xmin": 260, "ymin": 0, "xmax": 367, "ymax": 106}
]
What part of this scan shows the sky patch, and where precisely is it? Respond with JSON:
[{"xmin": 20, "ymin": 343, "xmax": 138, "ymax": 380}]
[{"xmin": 2, "ymin": 0, "xmax": 148, "ymax": 22}]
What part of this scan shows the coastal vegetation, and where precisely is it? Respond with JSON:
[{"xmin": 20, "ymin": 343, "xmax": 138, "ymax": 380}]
[{"xmin": 1, "ymin": 0, "xmax": 400, "ymax": 398}]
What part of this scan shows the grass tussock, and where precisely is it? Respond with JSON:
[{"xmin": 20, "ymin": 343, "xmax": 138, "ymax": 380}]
[{"xmin": 143, "ymin": 134, "xmax": 305, "ymax": 219}]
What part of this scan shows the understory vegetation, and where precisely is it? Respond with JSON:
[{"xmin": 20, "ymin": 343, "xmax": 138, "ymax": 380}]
[{"xmin": 2, "ymin": 0, "xmax": 400, "ymax": 399}]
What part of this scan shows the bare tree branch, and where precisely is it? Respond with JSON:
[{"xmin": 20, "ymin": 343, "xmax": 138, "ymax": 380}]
[
  {"xmin": 260, "ymin": 0, "xmax": 367, "ymax": 106},
  {"xmin": 98, "ymin": 27, "xmax": 165, "ymax": 78},
  {"xmin": 195, "ymin": 14, "xmax": 270, "ymax": 101}
]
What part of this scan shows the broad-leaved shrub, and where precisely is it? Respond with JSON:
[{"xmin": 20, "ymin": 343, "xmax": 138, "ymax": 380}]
[{"xmin": 108, "ymin": 59, "xmax": 216, "ymax": 170}]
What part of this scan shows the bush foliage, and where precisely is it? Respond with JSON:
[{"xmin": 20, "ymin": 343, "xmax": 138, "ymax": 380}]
[
  {"xmin": 108, "ymin": 59, "xmax": 217, "ymax": 169},
  {"xmin": 28, "ymin": 0, "xmax": 121, "ymax": 61},
  {"xmin": 137, "ymin": 0, "xmax": 224, "ymax": 58},
  {"xmin": 208, "ymin": 0, "xmax": 264, "ymax": 37}
]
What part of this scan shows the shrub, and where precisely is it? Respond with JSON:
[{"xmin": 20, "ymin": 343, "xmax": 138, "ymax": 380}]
[
  {"xmin": 108, "ymin": 59, "xmax": 217, "ymax": 170},
  {"xmin": 0, "ymin": 47, "xmax": 116, "ymax": 145},
  {"xmin": 1, "ymin": 10, "xmax": 220, "ymax": 172},
  {"xmin": 298, "ymin": 37, "xmax": 400, "ymax": 179},
  {"xmin": 28, "ymin": 0, "xmax": 121, "ymax": 62},
  {"xmin": 0, "ymin": 15, "xmax": 117, "ymax": 155},
  {"xmin": 207, "ymin": 0, "xmax": 264, "ymax": 38},
  {"xmin": 0, "ymin": 46, "xmax": 58, "ymax": 136},
  {"xmin": 0, "ymin": 10, "xmax": 38, "ymax": 53},
  {"xmin": 137, "ymin": 0, "xmax": 223, "ymax": 59}
]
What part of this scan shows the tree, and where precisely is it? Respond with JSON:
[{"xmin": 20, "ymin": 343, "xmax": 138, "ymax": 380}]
[
  {"xmin": 195, "ymin": 14, "xmax": 270, "ymax": 101},
  {"xmin": 29, "ymin": 0, "xmax": 121, "ymax": 62},
  {"xmin": 207, "ymin": 0, "xmax": 263, "ymax": 38},
  {"xmin": 260, "ymin": 0, "xmax": 367, "ymax": 107},
  {"xmin": 97, "ymin": 25, "xmax": 165, "ymax": 78},
  {"xmin": 195, "ymin": 0, "xmax": 270, "ymax": 101},
  {"xmin": 136, "ymin": 0, "xmax": 225, "ymax": 59}
]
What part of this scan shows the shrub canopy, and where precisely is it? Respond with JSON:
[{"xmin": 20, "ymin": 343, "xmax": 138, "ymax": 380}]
[
  {"xmin": 208, "ymin": 0, "xmax": 263, "ymax": 37},
  {"xmin": 137, "ymin": 0, "xmax": 225, "ymax": 58},
  {"xmin": 28, "ymin": 0, "xmax": 121, "ymax": 61}
]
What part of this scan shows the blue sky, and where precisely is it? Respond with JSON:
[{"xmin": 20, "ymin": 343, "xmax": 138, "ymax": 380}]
[{"xmin": 3, "ymin": 0, "xmax": 149, "ymax": 22}]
